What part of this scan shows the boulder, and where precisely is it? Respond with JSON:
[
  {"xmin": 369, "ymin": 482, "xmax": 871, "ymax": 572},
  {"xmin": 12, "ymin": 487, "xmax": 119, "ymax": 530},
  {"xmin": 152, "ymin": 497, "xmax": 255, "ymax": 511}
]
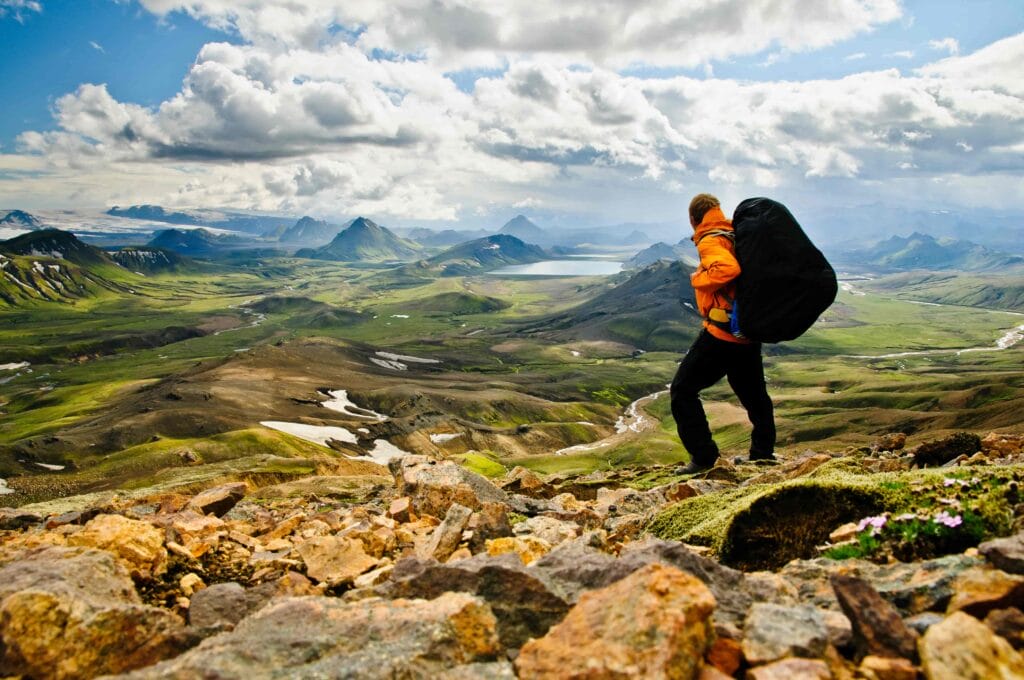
[
  {"xmin": 979, "ymin": 532, "xmax": 1024, "ymax": 574},
  {"xmin": 388, "ymin": 496, "xmax": 413, "ymax": 523},
  {"xmin": 514, "ymin": 564, "xmax": 715, "ymax": 679},
  {"xmin": 0, "ymin": 547, "xmax": 192, "ymax": 679},
  {"xmin": 946, "ymin": 566, "xmax": 1024, "ymax": 619},
  {"xmin": 742, "ymin": 603, "xmax": 829, "ymax": 666},
  {"xmin": 296, "ymin": 536, "xmax": 378, "ymax": 586},
  {"xmin": 188, "ymin": 582, "xmax": 252, "ymax": 629},
  {"xmin": 911, "ymin": 432, "xmax": 982, "ymax": 467},
  {"xmin": 981, "ymin": 432, "xmax": 1024, "ymax": 458},
  {"xmin": 67, "ymin": 513, "xmax": 167, "ymax": 579},
  {"xmin": 486, "ymin": 535, "xmax": 551, "ymax": 565},
  {"xmin": 185, "ymin": 482, "xmax": 248, "ymax": 517},
  {"xmin": 872, "ymin": 433, "xmax": 907, "ymax": 452},
  {"xmin": 857, "ymin": 655, "xmax": 918, "ymax": 680},
  {"xmin": 0, "ymin": 507, "xmax": 42, "ymax": 530},
  {"xmin": 745, "ymin": 658, "xmax": 832, "ymax": 680},
  {"xmin": 420, "ymin": 503, "xmax": 473, "ymax": 562},
  {"xmin": 919, "ymin": 610, "xmax": 1024, "ymax": 680},
  {"xmin": 390, "ymin": 455, "xmax": 508, "ymax": 518},
  {"xmin": 376, "ymin": 553, "xmax": 570, "ymax": 649},
  {"xmin": 512, "ymin": 515, "xmax": 580, "ymax": 546},
  {"xmin": 830, "ymin": 574, "xmax": 918, "ymax": 661},
  {"xmin": 116, "ymin": 593, "xmax": 501, "ymax": 678},
  {"xmin": 467, "ymin": 502, "xmax": 513, "ymax": 553}
]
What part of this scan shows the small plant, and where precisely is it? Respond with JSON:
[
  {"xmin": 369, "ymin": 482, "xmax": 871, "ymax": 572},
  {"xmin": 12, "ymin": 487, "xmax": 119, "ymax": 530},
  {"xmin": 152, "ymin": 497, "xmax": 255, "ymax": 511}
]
[{"xmin": 826, "ymin": 507, "xmax": 986, "ymax": 562}]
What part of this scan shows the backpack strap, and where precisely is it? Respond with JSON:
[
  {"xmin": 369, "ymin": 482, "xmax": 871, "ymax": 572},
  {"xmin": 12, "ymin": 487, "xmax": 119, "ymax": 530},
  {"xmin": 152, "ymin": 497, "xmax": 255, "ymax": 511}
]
[{"xmin": 696, "ymin": 229, "xmax": 735, "ymax": 245}]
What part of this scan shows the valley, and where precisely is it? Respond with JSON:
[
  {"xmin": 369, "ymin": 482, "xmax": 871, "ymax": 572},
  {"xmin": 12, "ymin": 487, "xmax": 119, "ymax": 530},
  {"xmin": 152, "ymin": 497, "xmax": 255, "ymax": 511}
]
[{"xmin": 1, "ymin": 223, "xmax": 1022, "ymax": 510}]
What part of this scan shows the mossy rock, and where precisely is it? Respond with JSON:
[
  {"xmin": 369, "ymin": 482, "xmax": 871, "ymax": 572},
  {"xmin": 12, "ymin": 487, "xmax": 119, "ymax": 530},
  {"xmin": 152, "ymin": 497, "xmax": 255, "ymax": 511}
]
[
  {"xmin": 646, "ymin": 480, "xmax": 885, "ymax": 571},
  {"xmin": 646, "ymin": 462, "xmax": 1024, "ymax": 571}
]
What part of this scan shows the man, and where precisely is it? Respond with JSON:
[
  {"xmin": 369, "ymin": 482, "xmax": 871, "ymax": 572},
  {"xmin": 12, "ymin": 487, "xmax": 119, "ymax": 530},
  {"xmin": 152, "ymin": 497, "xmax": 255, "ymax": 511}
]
[{"xmin": 671, "ymin": 193, "xmax": 775, "ymax": 474}]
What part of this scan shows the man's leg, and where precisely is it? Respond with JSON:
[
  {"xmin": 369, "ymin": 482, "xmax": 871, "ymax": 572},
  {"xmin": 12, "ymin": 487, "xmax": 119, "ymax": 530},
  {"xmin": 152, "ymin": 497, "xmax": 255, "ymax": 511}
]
[
  {"xmin": 726, "ymin": 343, "xmax": 776, "ymax": 458},
  {"xmin": 670, "ymin": 331, "xmax": 729, "ymax": 464}
]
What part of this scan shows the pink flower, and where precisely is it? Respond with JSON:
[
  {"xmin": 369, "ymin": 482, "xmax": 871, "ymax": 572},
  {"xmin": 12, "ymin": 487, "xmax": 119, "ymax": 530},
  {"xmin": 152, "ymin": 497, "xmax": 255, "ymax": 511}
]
[
  {"xmin": 857, "ymin": 515, "xmax": 888, "ymax": 535},
  {"xmin": 934, "ymin": 511, "xmax": 963, "ymax": 528}
]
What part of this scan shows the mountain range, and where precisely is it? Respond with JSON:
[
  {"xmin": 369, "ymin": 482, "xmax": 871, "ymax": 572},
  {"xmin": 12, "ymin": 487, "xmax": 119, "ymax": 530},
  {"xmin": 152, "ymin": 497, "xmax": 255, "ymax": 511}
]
[
  {"xmin": 297, "ymin": 217, "xmax": 421, "ymax": 262},
  {"xmin": 839, "ymin": 232, "xmax": 1024, "ymax": 272},
  {"xmin": 373, "ymin": 234, "xmax": 547, "ymax": 288},
  {"xmin": 147, "ymin": 228, "xmax": 251, "ymax": 256},
  {"xmin": 107, "ymin": 205, "xmax": 290, "ymax": 235},
  {"xmin": 623, "ymin": 242, "xmax": 694, "ymax": 269}
]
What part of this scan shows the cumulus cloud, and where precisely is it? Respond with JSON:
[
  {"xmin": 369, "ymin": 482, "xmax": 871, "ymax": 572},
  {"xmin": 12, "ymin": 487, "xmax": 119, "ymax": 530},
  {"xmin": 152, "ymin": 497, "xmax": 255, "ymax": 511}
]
[
  {"xmin": 137, "ymin": 0, "xmax": 904, "ymax": 67},
  {"xmin": 8, "ymin": 2, "xmax": 1024, "ymax": 223}
]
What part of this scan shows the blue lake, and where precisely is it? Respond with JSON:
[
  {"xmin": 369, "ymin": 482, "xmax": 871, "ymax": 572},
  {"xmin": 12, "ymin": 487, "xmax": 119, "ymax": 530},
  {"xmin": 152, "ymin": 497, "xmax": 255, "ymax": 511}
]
[{"xmin": 487, "ymin": 260, "xmax": 624, "ymax": 276}]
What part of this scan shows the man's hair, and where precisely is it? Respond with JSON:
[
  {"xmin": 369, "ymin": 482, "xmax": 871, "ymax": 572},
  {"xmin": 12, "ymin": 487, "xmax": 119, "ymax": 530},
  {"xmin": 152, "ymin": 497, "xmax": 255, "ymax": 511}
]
[{"xmin": 689, "ymin": 193, "xmax": 720, "ymax": 226}]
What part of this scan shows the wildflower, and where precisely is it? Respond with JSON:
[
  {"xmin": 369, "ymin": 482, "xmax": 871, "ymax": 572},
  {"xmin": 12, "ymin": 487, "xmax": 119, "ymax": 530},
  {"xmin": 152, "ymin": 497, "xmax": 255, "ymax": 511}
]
[
  {"xmin": 893, "ymin": 513, "xmax": 918, "ymax": 522},
  {"xmin": 943, "ymin": 478, "xmax": 958, "ymax": 487},
  {"xmin": 857, "ymin": 515, "xmax": 888, "ymax": 535},
  {"xmin": 934, "ymin": 511, "xmax": 963, "ymax": 528}
]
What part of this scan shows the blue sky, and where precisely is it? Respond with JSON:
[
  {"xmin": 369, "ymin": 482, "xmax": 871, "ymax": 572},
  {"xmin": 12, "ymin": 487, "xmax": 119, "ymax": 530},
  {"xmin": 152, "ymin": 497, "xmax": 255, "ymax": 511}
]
[{"xmin": 0, "ymin": 1, "xmax": 1022, "ymax": 230}]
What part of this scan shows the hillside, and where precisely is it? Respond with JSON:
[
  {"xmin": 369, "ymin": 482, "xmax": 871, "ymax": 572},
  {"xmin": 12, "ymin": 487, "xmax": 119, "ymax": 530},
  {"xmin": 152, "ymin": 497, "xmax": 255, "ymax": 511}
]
[
  {"xmin": 147, "ymin": 228, "xmax": 251, "ymax": 255},
  {"xmin": 296, "ymin": 217, "xmax": 421, "ymax": 262},
  {"xmin": 110, "ymin": 247, "xmax": 190, "ymax": 275},
  {"xmin": 279, "ymin": 216, "xmax": 341, "ymax": 245},
  {"xmin": 519, "ymin": 259, "xmax": 701, "ymax": 350},
  {"xmin": 372, "ymin": 234, "xmax": 546, "ymax": 288},
  {"xmin": 864, "ymin": 272, "xmax": 1024, "ymax": 312},
  {"xmin": 0, "ymin": 229, "xmax": 118, "ymax": 268},
  {"xmin": 840, "ymin": 232, "xmax": 1024, "ymax": 272}
]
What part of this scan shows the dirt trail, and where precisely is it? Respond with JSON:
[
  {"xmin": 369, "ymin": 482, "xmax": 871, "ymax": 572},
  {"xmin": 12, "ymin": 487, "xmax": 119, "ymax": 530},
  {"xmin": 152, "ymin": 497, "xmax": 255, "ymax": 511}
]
[{"xmin": 556, "ymin": 389, "xmax": 668, "ymax": 455}]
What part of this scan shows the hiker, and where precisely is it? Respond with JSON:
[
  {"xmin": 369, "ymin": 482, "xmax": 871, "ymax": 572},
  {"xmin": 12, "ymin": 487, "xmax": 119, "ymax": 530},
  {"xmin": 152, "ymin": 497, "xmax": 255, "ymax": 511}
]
[{"xmin": 671, "ymin": 193, "xmax": 776, "ymax": 474}]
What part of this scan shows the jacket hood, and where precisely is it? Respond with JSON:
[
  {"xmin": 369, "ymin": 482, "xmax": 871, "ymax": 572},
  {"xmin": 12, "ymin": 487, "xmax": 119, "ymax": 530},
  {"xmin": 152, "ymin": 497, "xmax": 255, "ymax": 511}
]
[{"xmin": 691, "ymin": 206, "xmax": 732, "ymax": 243}]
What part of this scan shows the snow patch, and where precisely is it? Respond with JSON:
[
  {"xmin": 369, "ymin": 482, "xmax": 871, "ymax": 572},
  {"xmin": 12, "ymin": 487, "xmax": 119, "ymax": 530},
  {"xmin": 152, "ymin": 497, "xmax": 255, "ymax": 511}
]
[
  {"xmin": 430, "ymin": 433, "xmax": 462, "ymax": 444},
  {"xmin": 0, "ymin": 362, "xmax": 30, "ymax": 371},
  {"xmin": 390, "ymin": 314, "xmax": 410, "ymax": 319},
  {"xmin": 34, "ymin": 462, "xmax": 65, "ymax": 471},
  {"xmin": 570, "ymin": 350, "xmax": 581, "ymax": 357},
  {"xmin": 375, "ymin": 351, "xmax": 440, "ymax": 365},
  {"xmin": 0, "ymin": 479, "xmax": 14, "ymax": 495},
  {"xmin": 260, "ymin": 421, "xmax": 358, "ymax": 446},
  {"xmin": 319, "ymin": 389, "xmax": 389, "ymax": 421},
  {"xmin": 370, "ymin": 357, "xmax": 407, "ymax": 371}
]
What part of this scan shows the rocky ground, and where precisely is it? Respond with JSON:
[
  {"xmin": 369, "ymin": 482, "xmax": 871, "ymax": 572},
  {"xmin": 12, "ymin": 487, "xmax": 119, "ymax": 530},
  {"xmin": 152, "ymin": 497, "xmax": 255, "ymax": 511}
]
[{"xmin": 2, "ymin": 431, "xmax": 1024, "ymax": 678}]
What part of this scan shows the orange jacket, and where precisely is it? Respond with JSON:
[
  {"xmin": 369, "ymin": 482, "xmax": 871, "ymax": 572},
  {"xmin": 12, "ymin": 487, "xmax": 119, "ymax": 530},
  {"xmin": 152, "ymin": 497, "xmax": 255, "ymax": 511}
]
[{"xmin": 690, "ymin": 206, "xmax": 748, "ymax": 344}]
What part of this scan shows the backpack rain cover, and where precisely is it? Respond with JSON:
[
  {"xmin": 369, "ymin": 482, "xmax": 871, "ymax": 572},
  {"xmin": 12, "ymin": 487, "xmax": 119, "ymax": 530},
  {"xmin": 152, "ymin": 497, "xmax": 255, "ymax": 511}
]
[{"xmin": 732, "ymin": 198, "xmax": 837, "ymax": 343}]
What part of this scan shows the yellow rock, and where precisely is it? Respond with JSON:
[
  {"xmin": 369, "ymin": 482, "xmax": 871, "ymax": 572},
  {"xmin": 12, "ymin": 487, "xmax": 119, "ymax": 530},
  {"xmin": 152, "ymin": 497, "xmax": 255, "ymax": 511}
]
[
  {"xmin": 486, "ymin": 535, "xmax": 551, "ymax": 565},
  {"xmin": 67, "ymin": 514, "xmax": 167, "ymax": 579}
]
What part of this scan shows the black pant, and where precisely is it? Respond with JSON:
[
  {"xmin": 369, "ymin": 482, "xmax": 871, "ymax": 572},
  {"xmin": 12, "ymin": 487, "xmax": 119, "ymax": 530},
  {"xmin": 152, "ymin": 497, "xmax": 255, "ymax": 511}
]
[{"xmin": 670, "ymin": 330, "xmax": 775, "ymax": 463}]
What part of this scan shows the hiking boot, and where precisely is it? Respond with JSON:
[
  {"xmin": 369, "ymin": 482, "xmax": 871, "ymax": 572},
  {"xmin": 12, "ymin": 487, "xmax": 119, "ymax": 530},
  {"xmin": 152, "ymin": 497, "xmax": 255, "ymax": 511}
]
[
  {"xmin": 749, "ymin": 451, "xmax": 776, "ymax": 462},
  {"xmin": 675, "ymin": 459, "xmax": 717, "ymax": 476}
]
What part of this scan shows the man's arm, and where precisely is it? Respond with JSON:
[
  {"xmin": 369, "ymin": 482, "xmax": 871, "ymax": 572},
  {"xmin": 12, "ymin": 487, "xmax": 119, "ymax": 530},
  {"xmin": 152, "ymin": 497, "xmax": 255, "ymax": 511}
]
[{"xmin": 691, "ymin": 236, "xmax": 741, "ymax": 291}]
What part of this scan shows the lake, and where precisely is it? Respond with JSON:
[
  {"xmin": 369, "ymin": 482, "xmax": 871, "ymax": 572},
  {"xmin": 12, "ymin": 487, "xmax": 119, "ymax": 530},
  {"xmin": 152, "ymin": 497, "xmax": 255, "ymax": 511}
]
[{"xmin": 487, "ymin": 260, "xmax": 624, "ymax": 276}]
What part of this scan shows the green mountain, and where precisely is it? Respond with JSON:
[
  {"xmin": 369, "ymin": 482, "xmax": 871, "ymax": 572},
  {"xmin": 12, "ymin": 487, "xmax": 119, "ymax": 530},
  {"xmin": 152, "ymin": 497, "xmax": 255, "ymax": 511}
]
[
  {"xmin": 148, "ymin": 228, "xmax": 250, "ymax": 255},
  {"xmin": 374, "ymin": 234, "xmax": 546, "ymax": 288},
  {"xmin": 296, "ymin": 217, "xmax": 421, "ymax": 262},
  {"xmin": 865, "ymin": 272, "xmax": 1024, "ymax": 313},
  {"xmin": 110, "ymin": 247, "xmax": 190, "ymax": 274},
  {"xmin": 518, "ymin": 259, "xmax": 701, "ymax": 350},
  {"xmin": 279, "ymin": 216, "xmax": 341, "ymax": 245},
  {"xmin": 0, "ymin": 230, "xmax": 134, "ymax": 306},
  {"xmin": 846, "ymin": 232, "xmax": 1024, "ymax": 272}
]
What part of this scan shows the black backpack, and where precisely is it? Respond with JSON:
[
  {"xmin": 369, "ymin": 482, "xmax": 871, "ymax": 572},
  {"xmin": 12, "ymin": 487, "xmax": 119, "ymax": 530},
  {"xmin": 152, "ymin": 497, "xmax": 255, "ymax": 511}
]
[{"xmin": 727, "ymin": 198, "xmax": 837, "ymax": 343}]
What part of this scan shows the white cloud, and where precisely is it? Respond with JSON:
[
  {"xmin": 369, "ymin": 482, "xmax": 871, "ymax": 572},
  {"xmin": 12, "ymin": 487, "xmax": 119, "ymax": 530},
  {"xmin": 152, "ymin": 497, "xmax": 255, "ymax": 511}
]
[
  {"xmin": 888, "ymin": 50, "xmax": 914, "ymax": 59},
  {"xmin": 844, "ymin": 52, "xmax": 868, "ymax": 61},
  {"xmin": 89, "ymin": 40, "xmax": 104, "ymax": 53},
  {"xmin": 136, "ymin": 0, "xmax": 904, "ymax": 67},
  {"xmin": 0, "ymin": 0, "xmax": 41, "ymax": 22},
  {"xmin": 929, "ymin": 37, "xmax": 960, "ymax": 56},
  {"xmin": 7, "ymin": 5, "xmax": 1024, "ymax": 224}
]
